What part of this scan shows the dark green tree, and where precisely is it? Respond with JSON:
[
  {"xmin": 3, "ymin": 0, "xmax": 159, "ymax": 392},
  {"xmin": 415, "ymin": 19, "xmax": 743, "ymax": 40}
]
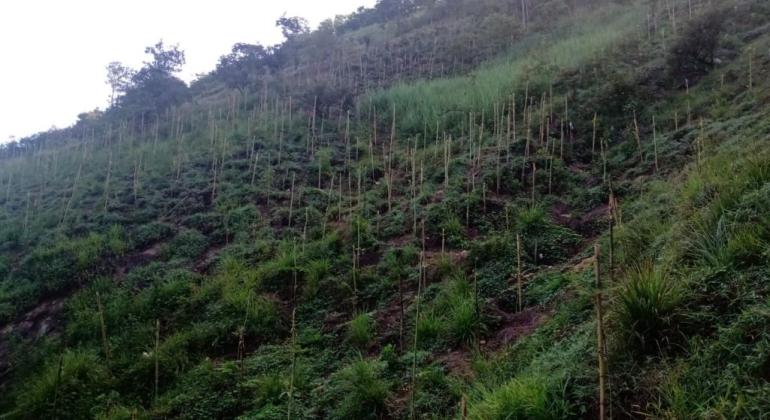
[{"xmin": 105, "ymin": 61, "xmax": 134, "ymax": 107}]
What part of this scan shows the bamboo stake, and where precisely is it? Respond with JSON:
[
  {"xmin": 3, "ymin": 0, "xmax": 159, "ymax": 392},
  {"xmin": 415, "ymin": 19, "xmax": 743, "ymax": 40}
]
[
  {"xmin": 23, "ymin": 191, "xmax": 31, "ymax": 236},
  {"xmin": 633, "ymin": 110, "xmax": 643, "ymax": 163},
  {"xmin": 531, "ymin": 162, "xmax": 537, "ymax": 206},
  {"xmin": 473, "ymin": 259, "xmax": 479, "ymax": 320},
  {"xmin": 652, "ymin": 116, "xmax": 660, "ymax": 173},
  {"xmin": 287, "ymin": 306, "xmax": 297, "ymax": 420},
  {"xmin": 288, "ymin": 172, "xmax": 296, "ymax": 228},
  {"xmin": 397, "ymin": 253, "xmax": 404, "ymax": 353},
  {"xmin": 155, "ymin": 319, "xmax": 160, "ymax": 403},
  {"xmin": 410, "ymin": 221, "xmax": 426, "ymax": 420},
  {"xmin": 250, "ymin": 152, "xmax": 260, "ymax": 186},
  {"xmin": 103, "ymin": 147, "xmax": 112, "ymax": 211},
  {"xmin": 288, "ymin": 246, "xmax": 299, "ymax": 420},
  {"xmin": 96, "ymin": 291, "xmax": 110, "ymax": 362},
  {"xmin": 595, "ymin": 243, "xmax": 608, "ymax": 420},
  {"xmin": 51, "ymin": 336, "xmax": 67, "ymax": 419},
  {"xmin": 592, "ymin": 113, "xmax": 598, "ymax": 156},
  {"xmin": 516, "ymin": 234, "xmax": 523, "ymax": 312},
  {"xmin": 388, "ymin": 104, "xmax": 396, "ymax": 212},
  {"xmin": 748, "ymin": 47, "xmax": 753, "ymax": 90}
]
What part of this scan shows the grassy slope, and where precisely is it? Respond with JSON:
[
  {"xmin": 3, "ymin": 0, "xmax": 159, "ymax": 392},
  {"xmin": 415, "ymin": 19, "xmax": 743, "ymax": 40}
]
[{"xmin": 0, "ymin": 0, "xmax": 769, "ymax": 419}]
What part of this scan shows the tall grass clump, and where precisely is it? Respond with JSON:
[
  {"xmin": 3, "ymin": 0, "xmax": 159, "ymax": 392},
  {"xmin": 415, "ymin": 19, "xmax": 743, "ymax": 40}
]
[
  {"xmin": 329, "ymin": 358, "xmax": 391, "ymax": 419},
  {"xmin": 349, "ymin": 312, "xmax": 374, "ymax": 349},
  {"xmin": 466, "ymin": 374, "xmax": 571, "ymax": 420},
  {"xmin": 616, "ymin": 262, "xmax": 681, "ymax": 354},
  {"xmin": 15, "ymin": 350, "xmax": 112, "ymax": 420},
  {"xmin": 431, "ymin": 275, "xmax": 484, "ymax": 345},
  {"xmin": 367, "ymin": 3, "xmax": 644, "ymax": 137},
  {"xmin": 303, "ymin": 258, "xmax": 331, "ymax": 299}
]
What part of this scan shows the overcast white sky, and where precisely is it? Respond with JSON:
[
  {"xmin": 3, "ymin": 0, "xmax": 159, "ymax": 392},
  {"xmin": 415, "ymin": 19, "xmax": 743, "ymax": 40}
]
[{"xmin": 0, "ymin": 0, "xmax": 375, "ymax": 143}]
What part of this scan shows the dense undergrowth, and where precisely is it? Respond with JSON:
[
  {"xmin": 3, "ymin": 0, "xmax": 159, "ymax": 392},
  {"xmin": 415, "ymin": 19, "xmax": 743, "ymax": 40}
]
[{"xmin": 1, "ymin": 0, "xmax": 769, "ymax": 418}]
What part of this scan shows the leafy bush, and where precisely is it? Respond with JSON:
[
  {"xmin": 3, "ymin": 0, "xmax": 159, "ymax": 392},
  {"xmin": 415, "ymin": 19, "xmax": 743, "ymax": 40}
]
[
  {"xmin": 416, "ymin": 312, "xmax": 443, "ymax": 347},
  {"xmin": 106, "ymin": 224, "xmax": 128, "ymax": 256},
  {"xmin": 15, "ymin": 350, "xmax": 112, "ymax": 420},
  {"xmin": 328, "ymin": 358, "xmax": 391, "ymax": 419},
  {"xmin": 447, "ymin": 296, "xmax": 480, "ymax": 345},
  {"xmin": 616, "ymin": 262, "xmax": 681, "ymax": 354},
  {"xmin": 349, "ymin": 312, "xmax": 374, "ymax": 349},
  {"xmin": 131, "ymin": 222, "xmax": 174, "ymax": 249},
  {"xmin": 166, "ymin": 228, "xmax": 208, "ymax": 260},
  {"xmin": 155, "ymin": 360, "xmax": 240, "ymax": 419},
  {"xmin": 666, "ymin": 9, "xmax": 724, "ymax": 86},
  {"xmin": 18, "ymin": 240, "xmax": 80, "ymax": 294},
  {"xmin": 303, "ymin": 258, "xmax": 331, "ymax": 300},
  {"xmin": 467, "ymin": 374, "xmax": 571, "ymax": 420},
  {"xmin": 251, "ymin": 373, "xmax": 285, "ymax": 407}
]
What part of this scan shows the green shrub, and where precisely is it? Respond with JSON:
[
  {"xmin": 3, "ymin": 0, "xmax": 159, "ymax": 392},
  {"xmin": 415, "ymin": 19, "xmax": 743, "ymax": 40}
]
[
  {"xmin": 447, "ymin": 296, "xmax": 481, "ymax": 345},
  {"xmin": 467, "ymin": 374, "xmax": 571, "ymax": 420},
  {"xmin": 154, "ymin": 360, "xmax": 240, "ymax": 419},
  {"xmin": 616, "ymin": 262, "xmax": 681, "ymax": 354},
  {"xmin": 106, "ymin": 224, "xmax": 128, "ymax": 256},
  {"xmin": 73, "ymin": 233, "xmax": 105, "ymax": 270},
  {"xmin": 432, "ymin": 275, "xmax": 483, "ymax": 345},
  {"xmin": 416, "ymin": 312, "xmax": 443, "ymax": 346},
  {"xmin": 15, "ymin": 350, "xmax": 112, "ymax": 420},
  {"xmin": 516, "ymin": 206, "xmax": 547, "ymax": 234},
  {"xmin": 251, "ymin": 373, "xmax": 286, "ymax": 407},
  {"xmin": 329, "ymin": 358, "xmax": 391, "ymax": 419},
  {"xmin": 666, "ymin": 8, "xmax": 723, "ymax": 86},
  {"xmin": 303, "ymin": 258, "xmax": 331, "ymax": 300},
  {"xmin": 131, "ymin": 222, "xmax": 174, "ymax": 249},
  {"xmin": 18, "ymin": 240, "xmax": 80, "ymax": 294},
  {"xmin": 442, "ymin": 214, "xmax": 465, "ymax": 248},
  {"xmin": 349, "ymin": 312, "xmax": 374, "ymax": 348},
  {"xmin": 167, "ymin": 228, "xmax": 208, "ymax": 260}
]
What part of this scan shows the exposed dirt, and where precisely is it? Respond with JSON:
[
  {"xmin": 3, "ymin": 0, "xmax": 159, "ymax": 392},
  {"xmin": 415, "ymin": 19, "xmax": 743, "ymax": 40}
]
[
  {"xmin": 429, "ymin": 304, "xmax": 553, "ymax": 379},
  {"xmin": 488, "ymin": 305, "xmax": 553, "ymax": 351},
  {"xmin": 387, "ymin": 233, "xmax": 417, "ymax": 247},
  {"xmin": 321, "ymin": 311, "xmax": 349, "ymax": 335},
  {"xmin": 572, "ymin": 254, "xmax": 597, "ymax": 273},
  {"xmin": 582, "ymin": 204, "xmax": 609, "ymax": 226},
  {"xmin": 551, "ymin": 200, "xmax": 577, "ymax": 230},
  {"xmin": 435, "ymin": 350, "xmax": 475, "ymax": 379},
  {"xmin": 0, "ymin": 241, "xmax": 172, "ymax": 386},
  {"xmin": 115, "ymin": 242, "xmax": 164, "ymax": 280},
  {"xmin": 375, "ymin": 290, "xmax": 416, "ymax": 351},
  {"xmin": 359, "ymin": 248, "xmax": 382, "ymax": 267},
  {"xmin": 194, "ymin": 243, "xmax": 226, "ymax": 274},
  {"xmin": 423, "ymin": 249, "xmax": 468, "ymax": 267},
  {"xmin": 0, "ymin": 297, "xmax": 67, "ymax": 383}
]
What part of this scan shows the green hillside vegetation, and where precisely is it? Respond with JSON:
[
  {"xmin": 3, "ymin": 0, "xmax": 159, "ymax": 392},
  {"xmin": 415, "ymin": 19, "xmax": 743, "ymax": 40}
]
[{"xmin": 1, "ymin": 0, "xmax": 769, "ymax": 418}]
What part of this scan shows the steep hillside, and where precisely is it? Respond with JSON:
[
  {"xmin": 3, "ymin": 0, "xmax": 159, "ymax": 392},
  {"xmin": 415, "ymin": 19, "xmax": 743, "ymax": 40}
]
[{"xmin": 1, "ymin": 0, "xmax": 769, "ymax": 418}]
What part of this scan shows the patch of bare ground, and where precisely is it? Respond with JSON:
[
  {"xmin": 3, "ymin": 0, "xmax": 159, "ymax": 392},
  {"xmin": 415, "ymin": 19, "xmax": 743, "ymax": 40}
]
[
  {"xmin": 114, "ymin": 242, "xmax": 164, "ymax": 280},
  {"xmin": 194, "ymin": 243, "xmax": 226, "ymax": 274},
  {"xmin": 0, "ymin": 297, "xmax": 67, "ymax": 383},
  {"xmin": 375, "ymin": 290, "xmax": 416, "ymax": 351},
  {"xmin": 0, "ymin": 239, "xmax": 226, "ymax": 386},
  {"xmin": 486, "ymin": 305, "xmax": 553, "ymax": 351}
]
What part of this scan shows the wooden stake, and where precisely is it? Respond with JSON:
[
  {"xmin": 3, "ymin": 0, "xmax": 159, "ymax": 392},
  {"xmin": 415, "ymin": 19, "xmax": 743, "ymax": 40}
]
[
  {"xmin": 592, "ymin": 113, "xmax": 598, "ymax": 156},
  {"xmin": 652, "ymin": 116, "xmax": 660, "ymax": 173},
  {"xmin": 155, "ymin": 319, "xmax": 160, "ymax": 403},
  {"xmin": 96, "ymin": 291, "xmax": 110, "ymax": 362},
  {"xmin": 632, "ymin": 110, "xmax": 643, "ymax": 163},
  {"xmin": 594, "ymin": 244, "xmax": 608, "ymax": 420},
  {"xmin": 531, "ymin": 162, "xmax": 537, "ymax": 205},
  {"xmin": 288, "ymin": 172, "xmax": 296, "ymax": 228},
  {"xmin": 516, "ymin": 234, "xmax": 523, "ymax": 312}
]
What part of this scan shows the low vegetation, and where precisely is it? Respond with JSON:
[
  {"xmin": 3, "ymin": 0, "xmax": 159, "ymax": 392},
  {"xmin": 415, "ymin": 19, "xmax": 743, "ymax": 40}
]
[{"xmin": 1, "ymin": 0, "xmax": 769, "ymax": 418}]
